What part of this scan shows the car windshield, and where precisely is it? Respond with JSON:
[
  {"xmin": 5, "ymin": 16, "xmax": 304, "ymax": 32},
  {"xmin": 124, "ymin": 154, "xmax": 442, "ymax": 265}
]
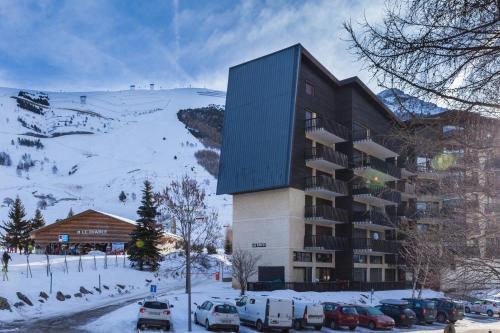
[
  {"xmin": 453, "ymin": 302, "xmax": 464, "ymax": 310},
  {"xmin": 366, "ymin": 307, "xmax": 384, "ymax": 315},
  {"xmin": 144, "ymin": 301, "xmax": 169, "ymax": 309},
  {"xmin": 214, "ymin": 304, "xmax": 238, "ymax": 313},
  {"xmin": 342, "ymin": 307, "xmax": 357, "ymax": 314}
]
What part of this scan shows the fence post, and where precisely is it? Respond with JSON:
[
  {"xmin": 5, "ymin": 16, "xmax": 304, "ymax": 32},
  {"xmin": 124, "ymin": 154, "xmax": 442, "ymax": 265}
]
[
  {"xmin": 93, "ymin": 256, "xmax": 97, "ymax": 270},
  {"xmin": 104, "ymin": 253, "xmax": 108, "ymax": 269},
  {"xmin": 26, "ymin": 255, "xmax": 32, "ymax": 278},
  {"xmin": 78, "ymin": 255, "xmax": 83, "ymax": 272},
  {"xmin": 98, "ymin": 274, "xmax": 101, "ymax": 294},
  {"xmin": 64, "ymin": 255, "xmax": 68, "ymax": 274},
  {"xmin": 50, "ymin": 272, "xmax": 53, "ymax": 294}
]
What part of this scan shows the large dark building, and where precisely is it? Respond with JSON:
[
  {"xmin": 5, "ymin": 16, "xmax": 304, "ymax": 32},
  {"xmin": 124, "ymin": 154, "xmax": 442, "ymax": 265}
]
[{"xmin": 217, "ymin": 44, "xmax": 415, "ymax": 289}]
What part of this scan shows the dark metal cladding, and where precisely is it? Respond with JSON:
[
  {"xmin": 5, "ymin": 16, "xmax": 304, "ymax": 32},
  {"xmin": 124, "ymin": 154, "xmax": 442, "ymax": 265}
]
[{"xmin": 217, "ymin": 45, "xmax": 301, "ymax": 194}]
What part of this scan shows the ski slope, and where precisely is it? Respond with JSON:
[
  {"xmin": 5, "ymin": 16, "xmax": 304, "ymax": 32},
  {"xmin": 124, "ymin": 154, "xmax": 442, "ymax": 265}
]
[{"xmin": 0, "ymin": 87, "xmax": 231, "ymax": 226}]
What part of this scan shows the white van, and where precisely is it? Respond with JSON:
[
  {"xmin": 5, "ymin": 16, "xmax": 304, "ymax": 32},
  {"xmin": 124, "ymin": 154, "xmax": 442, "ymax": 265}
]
[
  {"xmin": 293, "ymin": 301, "xmax": 324, "ymax": 330},
  {"xmin": 236, "ymin": 295, "xmax": 293, "ymax": 332}
]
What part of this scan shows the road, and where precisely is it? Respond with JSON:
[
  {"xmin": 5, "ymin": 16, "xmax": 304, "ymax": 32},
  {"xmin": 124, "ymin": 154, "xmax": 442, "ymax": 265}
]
[{"xmin": 0, "ymin": 286, "xmax": 182, "ymax": 333}]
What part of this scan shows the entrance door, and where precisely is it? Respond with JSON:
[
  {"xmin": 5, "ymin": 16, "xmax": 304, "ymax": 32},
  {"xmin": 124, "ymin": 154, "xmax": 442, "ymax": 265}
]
[{"xmin": 258, "ymin": 266, "xmax": 285, "ymax": 282}]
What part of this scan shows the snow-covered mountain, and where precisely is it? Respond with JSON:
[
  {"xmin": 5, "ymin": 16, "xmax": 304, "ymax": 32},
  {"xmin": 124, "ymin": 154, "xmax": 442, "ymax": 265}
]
[
  {"xmin": 377, "ymin": 88, "xmax": 445, "ymax": 120},
  {"xmin": 0, "ymin": 87, "xmax": 230, "ymax": 226}
]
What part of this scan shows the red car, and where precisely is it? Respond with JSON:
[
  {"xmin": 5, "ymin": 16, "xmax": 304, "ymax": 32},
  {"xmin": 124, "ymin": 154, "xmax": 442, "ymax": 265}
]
[
  {"xmin": 323, "ymin": 302, "xmax": 359, "ymax": 330},
  {"xmin": 355, "ymin": 305, "xmax": 395, "ymax": 330}
]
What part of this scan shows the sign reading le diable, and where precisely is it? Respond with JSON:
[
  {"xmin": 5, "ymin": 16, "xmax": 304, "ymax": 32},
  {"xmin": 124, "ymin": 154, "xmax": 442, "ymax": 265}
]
[{"xmin": 76, "ymin": 229, "xmax": 108, "ymax": 235}]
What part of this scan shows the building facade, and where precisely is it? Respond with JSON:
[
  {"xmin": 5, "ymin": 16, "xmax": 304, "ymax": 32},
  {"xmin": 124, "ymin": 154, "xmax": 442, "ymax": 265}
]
[{"xmin": 217, "ymin": 45, "xmax": 414, "ymax": 289}]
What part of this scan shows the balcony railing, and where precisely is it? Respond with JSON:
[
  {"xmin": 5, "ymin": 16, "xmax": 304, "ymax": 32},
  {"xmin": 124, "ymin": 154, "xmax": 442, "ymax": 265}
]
[
  {"xmin": 397, "ymin": 182, "xmax": 416, "ymax": 195},
  {"xmin": 305, "ymin": 146, "xmax": 349, "ymax": 170},
  {"xmin": 305, "ymin": 175, "xmax": 348, "ymax": 196},
  {"xmin": 247, "ymin": 281, "xmax": 410, "ymax": 292},
  {"xmin": 352, "ymin": 153, "xmax": 401, "ymax": 179},
  {"xmin": 352, "ymin": 210, "xmax": 395, "ymax": 228},
  {"xmin": 304, "ymin": 234, "xmax": 348, "ymax": 251},
  {"xmin": 415, "ymin": 209, "xmax": 441, "ymax": 219},
  {"xmin": 352, "ymin": 184, "xmax": 402, "ymax": 205},
  {"xmin": 305, "ymin": 205, "xmax": 349, "ymax": 223},
  {"xmin": 397, "ymin": 206, "xmax": 417, "ymax": 218},
  {"xmin": 305, "ymin": 117, "xmax": 350, "ymax": 141},
  {"xmin": 352, "ymin": 238, "xmax": 400, "ymax": 253},
  {"xmin": 398, "ymin": 159, "xmax": 417, "ymax": 173},
  {"xmin": 352, "ymin": 128, "xmax": 399, "ymax": 158}
]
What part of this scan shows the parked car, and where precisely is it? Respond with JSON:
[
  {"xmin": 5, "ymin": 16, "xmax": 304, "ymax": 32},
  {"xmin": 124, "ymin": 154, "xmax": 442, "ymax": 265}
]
[
  {"xmin": 465, "ymin": 299, "xmax": 500, "ymax": 317},
  {"xmin": 235, "ymin": 295, "xmax": 293, "ymax": 332},
  {"xmin": 402, "ymin": 298, "xmax": 437, "ymax": 324},
  {"xmin": 354, "ymin": 305, "xmax": 395, "ymax": 330},
  {"xmin": 136, "ymin": 299, "xmax": 173, "ymax": 331},
  {"xmin": 322, "ymin": 302, "xmax": 359, "ymax": 330},
  {"xmin": 427, "ymin": 298, "xmax": 464, "ymax": 323},
  {"xmin": 194, "ymin": 300, "xmax": 240, "ymax": 332},
  {"xmin": 293, "ymin": 301, "xmax": 324, "ymax": 330},
  {"xmin": 376, "ymin": 300, "xmax": 417, "ymax": 328}
]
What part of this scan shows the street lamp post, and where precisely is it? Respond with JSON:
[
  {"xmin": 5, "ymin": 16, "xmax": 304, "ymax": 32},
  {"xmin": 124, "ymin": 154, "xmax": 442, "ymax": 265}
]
[{"xmin": 187, "ymin": 215, "xmax": 206, "ymax": 332}]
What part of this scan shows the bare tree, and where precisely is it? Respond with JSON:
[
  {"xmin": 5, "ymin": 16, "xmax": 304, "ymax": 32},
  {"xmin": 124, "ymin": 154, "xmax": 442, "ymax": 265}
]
[
  {"xmin": 156, "ymin": 175, "xmax": 221, "ymax": 274},
  {"xmin": 232, "ymin": 248, "xmax": 260, "ymax": 296},
  {"xmin": 344, "ymin": 0, "xmax": 500, "ymax": 117}
]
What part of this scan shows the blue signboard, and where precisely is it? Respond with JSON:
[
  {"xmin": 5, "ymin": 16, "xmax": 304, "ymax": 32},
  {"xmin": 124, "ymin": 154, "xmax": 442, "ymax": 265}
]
[
  {"xmin": 150, "ymin": 285, "xmax": 157, "ymax": 293},
  {"xmin": 58, "ymin": 234, "xmax": 69, "ymax": 243}
]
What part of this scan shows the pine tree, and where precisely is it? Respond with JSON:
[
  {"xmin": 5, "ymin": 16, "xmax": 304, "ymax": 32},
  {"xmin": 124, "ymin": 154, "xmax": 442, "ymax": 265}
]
[
  {"xmin": 128, "ymin": 180, "xmax": 163, "ymax": 271},
  {"xmin": 31, "ymin": 209, "xmax": 45, "ymax": 230},
  {"xmin": 67, "ymin": 208, "xmax": 74, "ymax": 218},
  {"xmin": 119, "ymin": 191, "xmax": 127, "ymax": 203},
  {"xmin": 0, "ymin": 197, "xmax": 30, "ymax": 252}
]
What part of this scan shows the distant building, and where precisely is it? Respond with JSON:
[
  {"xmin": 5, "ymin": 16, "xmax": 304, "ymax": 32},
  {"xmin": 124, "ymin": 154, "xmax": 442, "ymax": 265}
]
[
  {"xmin": 130, "ymin": 85, "xmax": 136, "ymax": 91},
  {"xmin": 30, "ymin": 209, "xmax": 181, "ymax": 255},
  {"xmin": 80, "ymin": 95, "xmax": 87, "ymax": 105},
  {"xmin": 150, "ymin": 83, "xmax": 155, "ymax": 90}
]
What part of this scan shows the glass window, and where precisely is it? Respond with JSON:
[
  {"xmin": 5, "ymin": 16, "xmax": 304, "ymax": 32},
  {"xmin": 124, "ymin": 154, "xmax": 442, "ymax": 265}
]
[
  {"xmin": 385, "ymin": 269, "xmax": 396, "ymax": 281},
  {"xmin": 316, "ymin": 253, "xmax": 332, "ymax": 263},
  {"xmin": 353, "ymin": 254, "xmax": 367, "ymax": 263},
  {"xmin": 370, "ymin": 256, "xmax": 383, "ymax": 264},
  {"xmin": 370, "ymin": 268, "xmax": 383, "ymax": 282},
  {"xmin": 214, "ymin": 304, "xmax": 238, "ymax": 313},
  {"xmin": 293, "ymin": 251, "xmax": 312, "ymax": 262},
  {"xmin": 353, "ymin": 268, "xmax": 367, "ymax": 282},
  {"xmin": 305, "ymin": 81, "xmax": 315, "ymax": 96}
]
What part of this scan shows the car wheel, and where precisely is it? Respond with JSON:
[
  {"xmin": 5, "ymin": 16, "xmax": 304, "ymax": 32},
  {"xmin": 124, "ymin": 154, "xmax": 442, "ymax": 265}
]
[
  {"xmin": 487, "ymin": 310, "xmax": 493, "ymax": 317},
  {"xmin": 330, "ymin": 320, "xmax": 336, "ymax": 329},
  {"xmin": 450, "ymin": 320, "xmax": 457, "ymax": 323},
  {"xmin": 349, "ymin": 326, "xmax": 356, "ymax": 331},
  {"xmin": 465, "ymin": 307, "xmax": 470, "ymax": 313},
  {"xmin": 282, "ymin": 329, "xmax": 289, "ymax": 333},
  {"xmin": 205, "ymin": 319, "xmax": 212, "ymax": 331},
  {"xmin": 294, "ymin": 320, "xmax": 302, "ymax": 330},
  {"xmin": 256, "ymin": 319, "xmax": 264, "ymax": 332},
  {"xmin": 194, "ymin": 314, "xmax": 198, "ymax": 325},
  {"xmin": 234, "ymin": 327, "xmax": 240, "ymax": 333},
  {"xmin": 368, "ymin": 321, "xmax": 376, "ymax": 330},
  {"xmin": 314, "ymin": 326, "xmax": 322, "ymax": 331},
  {"xmin": 437, "ymin": 313, "xmax": 446, "ymax": 323}
]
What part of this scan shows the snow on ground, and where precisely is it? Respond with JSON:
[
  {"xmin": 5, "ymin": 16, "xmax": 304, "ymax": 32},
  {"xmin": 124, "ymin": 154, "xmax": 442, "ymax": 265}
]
[
  {"xmin": 0, "ymin": 252, "xmax": 220, "ymax": 323},
  {"xmin": 84, "ymin": 282, "xmax": 500, "ymax": 333},
  {"xmin": 0, "ymin": 87, "xmax": 231, "ymax": 225}
]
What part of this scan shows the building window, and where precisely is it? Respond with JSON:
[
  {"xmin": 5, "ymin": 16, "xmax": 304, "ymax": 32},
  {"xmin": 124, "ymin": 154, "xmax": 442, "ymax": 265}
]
[
  {"xmin": 370, "ymin": 256, "xmax": 383, "ymax": 264},
  {"xmin": 294, "ymin": 267, "xmax": 312, "ymax": 282},
  {"xmin": 385, "ymin": 269, "xmax": 396, "ymax": 281},
  {"xmin": 353, "ymin": 254, "xmax": 367, "ymax": 264},
  {"xmin": 316, "ymin": 267, "xmax": 334, "ymax": 281},
  {"xmin": 305, "ymin": 81, "xmax": 315, "ymax": 96},
  {"xmin": 370, "ymin": 268, "xmax": 383, "ymax": 282},
  {"xmin": 293, "ymin": 251, "xmax": 312, "ymax": 262},
  {"xmin": 316, "ymin": 253, "xmax": 332, "ymax": 263},
  {"xmin": 353, "ymin": 268, "xmax": 367, "ymax": 282}
]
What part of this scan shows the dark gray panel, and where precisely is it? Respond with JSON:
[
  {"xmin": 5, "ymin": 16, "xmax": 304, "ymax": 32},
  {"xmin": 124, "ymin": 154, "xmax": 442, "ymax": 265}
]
[{"xmin": 217, "ymin": 45, "xmax": 300, "ymax": 194}]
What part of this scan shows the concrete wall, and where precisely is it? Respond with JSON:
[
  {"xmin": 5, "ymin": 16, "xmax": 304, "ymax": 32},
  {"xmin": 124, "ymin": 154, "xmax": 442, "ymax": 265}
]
[{"xmin": 233, "ymin": 187, "xmax": 305, "ymax": 282}]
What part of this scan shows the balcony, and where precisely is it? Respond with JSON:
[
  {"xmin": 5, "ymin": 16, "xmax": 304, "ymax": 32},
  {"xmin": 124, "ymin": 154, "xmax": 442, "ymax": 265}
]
[
  {"xmin": 352, "ymin": 184, "xmax": 401, "ymax": 207},
  {"xmin": 398, "ymin": 159, "xmax": 417, "ymax": 178},
  {"xmin": 305, "ymin": 176, "xmax": 348, "ymax": 199},
  {"xmin": 304, "ymin": 234, "xmax": 348, "ymax": 251},
  {"xmin": 352, "ymin": 153, "xmax": 401, "ymax": 181},
  {"xmin": 397, "ymin": 182, "xmax": 417, "ymax": 200},
  {"xmin": 397, "ymin": 206, "xmax": 417, "ymax": 219},
  {"xmin": 352, "ymin": 210, "xmax": 396, "ymax": 230},
  {"xmin": 417, "ymin": 164, "xmax": 446, "ymax": 179},
  {"xmin": 305, "ymin": 117, "xmax": 349, "ymax": 145},
  {"xmin": 305, "ymin": 146, "xmax": 348, "ymax": 173},
  {"xmin": 305, "ymin": 205, "xmax": 349, "ymax": 224},
  {"xmin": 385, "ymin": 254, "xmax": 404, "ymax": 266},
  {"xmin": 352, "ymin": 238, "xmax": 400, "ymax": 253},
  {"xmin": 353, "ymin": 128, "xmax": 399, "ymax": 159}
]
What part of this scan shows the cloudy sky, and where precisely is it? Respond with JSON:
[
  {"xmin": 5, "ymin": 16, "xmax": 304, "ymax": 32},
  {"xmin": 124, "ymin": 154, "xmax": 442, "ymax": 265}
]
[{"xmin": 0, "ymin": 0, "xmax": 385, "ymax": 92}]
